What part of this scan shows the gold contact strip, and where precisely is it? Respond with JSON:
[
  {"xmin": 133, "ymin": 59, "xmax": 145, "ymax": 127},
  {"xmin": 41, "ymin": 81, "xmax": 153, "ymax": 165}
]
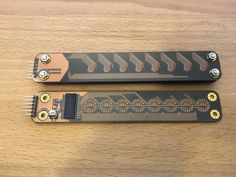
[
  {"xmin": 69, "ymin": 53, "xmax": 97, "ymax": 73},
  {"xmin": 81, "ymin": 112, "xmax": 197, "ymax": 122},
  {"xmin": 145, "ymin": 53, "xmax": 160, "ymax": 72},
  {"xmin": 192, "ymin": 52, "xmax": 208, "ymax": 71},
  {"xmin": 176, "ymin": 52, "xmax": 192, "ymax": 71},
  {"xmin": 98, "ymin": 54, "xmax": 113, "ymax": 72},
  {"xmin": 68, "ymin": 73, "xmax": 188, "ymax": 80},
  {"xmin": 129, "ymin": 53, "xmax": 144, "ymax": 72},
  {"xmin": 114, "ymin": 53, "xmax": 128, "ymax": 72},
  {"xmin": 160, "ymin": 53, "xmax": 176, "ymax": 72}
]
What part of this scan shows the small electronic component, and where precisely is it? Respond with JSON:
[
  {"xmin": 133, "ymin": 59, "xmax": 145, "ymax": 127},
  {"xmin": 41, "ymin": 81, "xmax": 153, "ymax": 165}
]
[
  {"xmin": 28, "ymin": 51, "xmax": 222, "ymax": 83},
  {"xmin": 48, "ymin": 110, "xmax": 57, "ymax": 119},
  {"xmin": 62, "ymin": 94, "xmax": 77, "ymax": 119},
  {"xmin": 24, "ymin": 90, "xmax": 222, "ymax": 123}
]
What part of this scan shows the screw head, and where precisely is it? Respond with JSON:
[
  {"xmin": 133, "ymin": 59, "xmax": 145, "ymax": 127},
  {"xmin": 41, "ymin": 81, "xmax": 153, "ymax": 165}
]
[
  {"xmin": 209, "ymin": 68, "xmax": 220, "ymax": 78},
  {"xmin": 38, "ymin": 70, "xmax": 50, "ymax": 80},
  {"xmin": 208, "ymin": 52, "xmax": 217, "ymax": 61},
  {"xmin": 40, "ymin": 54, "xmax": 51, "ymax": 64}
]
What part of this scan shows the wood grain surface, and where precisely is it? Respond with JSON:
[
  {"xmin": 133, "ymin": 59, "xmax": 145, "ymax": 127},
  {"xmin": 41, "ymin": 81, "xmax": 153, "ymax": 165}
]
[{"xmin": 0, "ymin": 0, "xmax": 236, "ymax": 176}]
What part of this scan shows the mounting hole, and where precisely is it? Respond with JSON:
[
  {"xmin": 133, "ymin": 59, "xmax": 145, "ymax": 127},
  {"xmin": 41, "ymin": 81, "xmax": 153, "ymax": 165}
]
[
  {"xmin": 210, "ymin": 110, "xmax": 220, "ymax": 119},
  {"xmin": 40, "ymin": 93, "xmax": 50, "ymax": 103},
  {"xmin": 38, "ymin": 110, "xmax": 49, "ymax": 121},
  {"xmin": 207, "ymin": 92, "xmax": 217, "ymax": 102}
]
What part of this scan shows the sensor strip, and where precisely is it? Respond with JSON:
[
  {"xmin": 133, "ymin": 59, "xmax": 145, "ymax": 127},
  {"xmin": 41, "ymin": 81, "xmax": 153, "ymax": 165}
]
[
  {"xmin": 30, "ymin": 51, "xmax": 221, "ymax": 83},
  {"xmin": 25, "ymin": 90, "xmax": 222, "ymax": 123}
]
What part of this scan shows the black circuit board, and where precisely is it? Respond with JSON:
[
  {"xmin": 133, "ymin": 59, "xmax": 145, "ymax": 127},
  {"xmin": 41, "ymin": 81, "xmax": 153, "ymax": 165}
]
[
  {"xmin": 33, "ymin": 51, "xmax": 222, "ymax": 82},
  {"xmin": 63, "ymin": 51, "xmax": 221, "ymax": 82},
  {"xmin": 30, "ymin": 90, "xmax": 222, "ymax": 123}
]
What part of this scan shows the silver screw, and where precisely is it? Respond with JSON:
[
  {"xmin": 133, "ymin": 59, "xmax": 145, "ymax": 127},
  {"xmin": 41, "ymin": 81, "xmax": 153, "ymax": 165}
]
[
  {"xmin": 40, "ymin": 54, "xmax": 51, "ymax": 64},
  {"xmin": 38, "ymin": 70, "xmax": 50, "ymax": 80},
  {"xmin": 208, "ymin": 52, "xmax": 217, "ymax": 61},
  {"xmin": 210, "ymin": 68, "xmax": 220, "ymax": 78}
]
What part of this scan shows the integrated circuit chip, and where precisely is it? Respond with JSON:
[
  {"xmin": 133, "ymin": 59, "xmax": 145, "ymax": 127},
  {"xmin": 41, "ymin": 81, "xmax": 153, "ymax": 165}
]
[{"xmin": 63, "ymin": 94, "xmax": 77, "ymax": 119}]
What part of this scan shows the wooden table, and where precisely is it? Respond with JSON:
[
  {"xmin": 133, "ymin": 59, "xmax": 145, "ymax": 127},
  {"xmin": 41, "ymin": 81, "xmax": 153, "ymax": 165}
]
[{"xmin": 0, "ymin": 0, "xmax": 235, "ymax": 176}]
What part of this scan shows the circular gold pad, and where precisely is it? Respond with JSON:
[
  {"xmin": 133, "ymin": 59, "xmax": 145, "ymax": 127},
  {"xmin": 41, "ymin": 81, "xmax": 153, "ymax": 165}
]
[
  {"xmin": 208, "ymin": 92, "xmax": 217, "ymax": 102},
  {"xmin": 38, "ymin": 110, "xmax": 49, "ymax": 121},
  {"xmin": 40, "ymin": 93, "xmax": 50, "ymax": 103},
  {"xmin": 210, "ymin": 109, "xmax": 220, "ymax": 119}
]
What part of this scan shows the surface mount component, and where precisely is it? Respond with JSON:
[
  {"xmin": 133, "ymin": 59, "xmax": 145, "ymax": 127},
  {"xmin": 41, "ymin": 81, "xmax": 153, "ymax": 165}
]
[
  {"xmin": 25, "ymin": 90, "xmax": 222, "ymax": 123},
  {"xmin": 29, "ymin": 51, "xmax": 222, "ymax": 83}
]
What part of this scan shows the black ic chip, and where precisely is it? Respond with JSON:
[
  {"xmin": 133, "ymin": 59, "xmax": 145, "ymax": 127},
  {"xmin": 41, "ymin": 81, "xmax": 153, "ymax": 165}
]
[{"xmin": 63, "ymin": 94, "xmax": 77, "ymax": 119}]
